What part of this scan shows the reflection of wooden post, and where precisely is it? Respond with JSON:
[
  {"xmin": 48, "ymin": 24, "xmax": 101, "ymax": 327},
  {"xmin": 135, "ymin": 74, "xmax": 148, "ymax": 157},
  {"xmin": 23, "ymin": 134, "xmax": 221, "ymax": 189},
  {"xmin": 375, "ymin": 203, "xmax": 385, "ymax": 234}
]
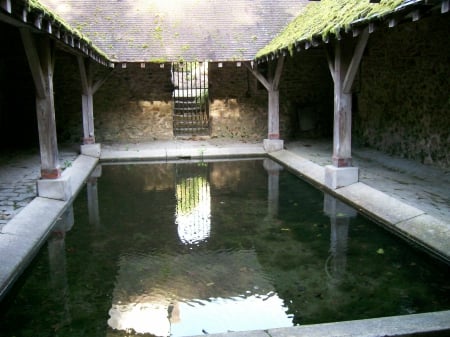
[
  {"xmin": 245, "ymin": 57, "xmax": 285, "ymax": 151},
  {"xmin": 87, "ymin": 165, "xmax": 102, "ymax": 227},
  {"xmin": 324, "ymin": 194, "xmax": 356, "ymax": 283},
  {"xmin": 48, "ymin": 206, "xmax": 73, "ymax": 323},
  {"xmin": 263, "ymin": 159, "xmax": 283, "ymax": 218},
  {"xmin": 21, "ymin": 30, "xmax": 60, "ymax": 179},
  {"xmin": 325, "ymin": 28, "xmax": 369, "ymax": 188}
]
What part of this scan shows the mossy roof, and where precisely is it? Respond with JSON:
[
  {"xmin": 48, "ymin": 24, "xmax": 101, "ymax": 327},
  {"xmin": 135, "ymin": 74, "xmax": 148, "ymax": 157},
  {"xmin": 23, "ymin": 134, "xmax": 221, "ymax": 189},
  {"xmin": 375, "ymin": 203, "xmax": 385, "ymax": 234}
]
[
  {"xmin": 37, "ymin": 0, "xmax": 310, "ymax": 63},
  {"xmin": 23, "ymin": 0, "xmax": 110, "ymax": 61},
  {"xmin": 256, "ymin": 0, "xmax": 419, "ymax": 59}
]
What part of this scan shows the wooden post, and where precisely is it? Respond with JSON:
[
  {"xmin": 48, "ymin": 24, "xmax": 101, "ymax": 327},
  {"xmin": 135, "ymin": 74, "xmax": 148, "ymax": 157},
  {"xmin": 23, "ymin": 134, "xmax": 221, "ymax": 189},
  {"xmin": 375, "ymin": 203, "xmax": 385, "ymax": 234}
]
[
  {"xmin": 245, "ymin": 56, "xmax": 285, "ymax": 141},
  {"xmin": 21, "ymin": 29, "xmax": 61, "ymax": 179},
  {"xmin": 327, "ymin": 28, "xmax": 369, "ymax": 168},
  {"xmin": 78, "ymin": 56, "xmax": 111, "ymax": 144}
]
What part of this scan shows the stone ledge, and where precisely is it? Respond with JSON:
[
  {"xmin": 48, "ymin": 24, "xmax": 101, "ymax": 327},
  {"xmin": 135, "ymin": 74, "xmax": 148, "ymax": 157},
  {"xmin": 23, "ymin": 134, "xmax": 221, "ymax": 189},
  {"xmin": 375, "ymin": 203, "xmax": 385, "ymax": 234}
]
[{"xmin": 189, "ymin": 311, "xmax": 450, "ymax": 337}]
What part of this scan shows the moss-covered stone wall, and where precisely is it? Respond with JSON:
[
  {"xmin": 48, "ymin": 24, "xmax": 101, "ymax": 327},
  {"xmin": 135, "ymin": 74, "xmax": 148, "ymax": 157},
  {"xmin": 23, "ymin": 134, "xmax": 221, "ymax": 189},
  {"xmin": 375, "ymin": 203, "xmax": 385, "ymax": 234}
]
[{"xmin": 355, "ymin": 13, "xmax": 450, "ymax": 168}]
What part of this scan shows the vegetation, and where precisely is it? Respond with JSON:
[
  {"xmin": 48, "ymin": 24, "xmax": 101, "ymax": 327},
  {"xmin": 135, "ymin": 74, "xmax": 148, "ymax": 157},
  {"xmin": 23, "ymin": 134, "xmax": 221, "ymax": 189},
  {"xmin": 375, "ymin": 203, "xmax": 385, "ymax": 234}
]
[
  {"xmin": 256, "ymin": 0, "xmax": 404, "ymax": 59},
  {"xmin": 27, "ymin": 0, "xmax": 111, "ymax": 61}
]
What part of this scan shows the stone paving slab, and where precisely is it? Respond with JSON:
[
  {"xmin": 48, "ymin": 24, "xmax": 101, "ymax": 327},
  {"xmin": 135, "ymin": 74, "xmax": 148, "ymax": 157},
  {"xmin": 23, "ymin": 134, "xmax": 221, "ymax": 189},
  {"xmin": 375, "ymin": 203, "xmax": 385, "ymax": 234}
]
[
  {"xmin": 101, "ymin": 141, "xmax": 265, "ymax": 161},
  {"xmin": 395, "ymin": 214, "xmax": 450, "ymax": 262},
  {"xmin": 334, "ymin": 182, "xmax": 425, "ymax": 225},
  {"xmin": 188, "ymin": 311, "xmax": 450, "ymax": 337}
]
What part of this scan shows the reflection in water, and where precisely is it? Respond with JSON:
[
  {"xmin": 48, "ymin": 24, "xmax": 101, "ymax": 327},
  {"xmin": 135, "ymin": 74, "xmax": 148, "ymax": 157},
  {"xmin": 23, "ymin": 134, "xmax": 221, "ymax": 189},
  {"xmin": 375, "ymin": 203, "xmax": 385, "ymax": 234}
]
[
  {"xmin": 3, "ymin": 161, "xmax": 450, "ymax": 337},
  {"xmin": 175, "ymin": 165, "xmax": 211, "ymax": 245},
  {"xmin": 107, "ymin": 250, "xmax": 292, "ymax": 337}
]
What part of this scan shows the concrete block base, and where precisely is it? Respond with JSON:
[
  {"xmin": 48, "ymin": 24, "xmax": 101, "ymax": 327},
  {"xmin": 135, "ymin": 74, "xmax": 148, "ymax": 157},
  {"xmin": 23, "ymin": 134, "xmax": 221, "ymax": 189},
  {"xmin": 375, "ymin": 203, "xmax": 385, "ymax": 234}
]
[
  {"xmin": 81, "ymin": 143, "xmax": 101, "ymax": 158},
  {"xmin": 37, "ymin": 176, "xmax": 72, "ymax": 201},
  {"xmin": 263, "ymin": 139, "xmax": 284, "ymax": 152},
  {"xmin": 325, "ymin": 165, "xmax": 359, "ymax": 190}
]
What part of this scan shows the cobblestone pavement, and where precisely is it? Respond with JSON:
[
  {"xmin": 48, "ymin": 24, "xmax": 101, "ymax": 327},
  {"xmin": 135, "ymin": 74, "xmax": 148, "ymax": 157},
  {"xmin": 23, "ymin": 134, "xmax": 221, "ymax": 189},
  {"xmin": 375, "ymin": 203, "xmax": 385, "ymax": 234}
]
[
  {"xmin": 0, "ymin": 146, "xmax": 78, "ymax": 230},
  {"xmin": 286, "ymin": 140, "xmax": 450, "ymax": 224}
]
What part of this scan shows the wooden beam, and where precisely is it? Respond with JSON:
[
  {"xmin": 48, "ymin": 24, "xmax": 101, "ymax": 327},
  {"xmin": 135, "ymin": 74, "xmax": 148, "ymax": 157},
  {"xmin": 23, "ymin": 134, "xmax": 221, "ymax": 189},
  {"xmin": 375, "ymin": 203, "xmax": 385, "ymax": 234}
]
[
  {"xmin": 332, "ymin": 40, "xmax": 353, "ymax": 167},
  {"xmin": 244, "ymin": 62, "xmax": 270, "ymax": 91},
  {"xmin": 272, "ymin": 55, "xmax": 285, "ymax": 91},
  {"xmin": 443, "ymin": 0, "xmax": 449, "ymax": 13},
  {"xmin": 20, "ymin": 28, "xmax": 46, "ymax": 98},
  {"xmin": 78, "ymin": 55, "xmax": 91, "ymax": 94},
  {"xmin": 343, "ymin": 27, "xmax": 369, "ymax": 94},
  {"xmin": 78, "ymin": 57, "xmax": 113, "ymax": 143},
  {"xmin": 0, "ymin": 0, "xmax": 12, "ymax": 13},
  {"xmin": 325, "ymin": 45, "xmax": 336, "ymax": 83},
  {"xmin": 92, "ymin": 71, "xmax": 112, "ymax": 94}
]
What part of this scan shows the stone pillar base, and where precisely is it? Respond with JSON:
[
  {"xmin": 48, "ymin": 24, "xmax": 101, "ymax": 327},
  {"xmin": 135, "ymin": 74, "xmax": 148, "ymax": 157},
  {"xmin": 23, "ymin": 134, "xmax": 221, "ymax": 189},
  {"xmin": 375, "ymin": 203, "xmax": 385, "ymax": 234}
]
[
  {"xmin": 37, "ymin": 175, "xmax": 72, "ymax": 201},
  {"xmin": 325, "ymin": 165, "xmax": 359, "ymax": 189},
  {"xmin": 81, "ymin": 143, "xmax": 101, "ymax": 158},
  {"xmin": 263, "ymin": 139, "xmax": 284, "ymax": 152}
]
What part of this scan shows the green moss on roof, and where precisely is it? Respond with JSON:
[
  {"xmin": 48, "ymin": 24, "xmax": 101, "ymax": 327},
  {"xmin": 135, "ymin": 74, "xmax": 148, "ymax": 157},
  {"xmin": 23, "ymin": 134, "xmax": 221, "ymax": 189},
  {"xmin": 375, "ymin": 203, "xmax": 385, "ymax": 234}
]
[
  {"xmin": 26, "ymin": 0, "xmax": 111, "ymax": 61},
  {"xmin": 256, "ymin": 0, "xmax": 404, "ymax": 59}
]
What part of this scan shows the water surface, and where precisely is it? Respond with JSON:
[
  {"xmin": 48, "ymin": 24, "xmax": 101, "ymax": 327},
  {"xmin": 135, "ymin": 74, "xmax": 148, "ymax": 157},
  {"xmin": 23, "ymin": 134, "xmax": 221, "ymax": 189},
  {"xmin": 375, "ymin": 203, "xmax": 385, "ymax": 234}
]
[{"xmin": 0, "ymin": 159, "xmax": 449, "ymax": 337}]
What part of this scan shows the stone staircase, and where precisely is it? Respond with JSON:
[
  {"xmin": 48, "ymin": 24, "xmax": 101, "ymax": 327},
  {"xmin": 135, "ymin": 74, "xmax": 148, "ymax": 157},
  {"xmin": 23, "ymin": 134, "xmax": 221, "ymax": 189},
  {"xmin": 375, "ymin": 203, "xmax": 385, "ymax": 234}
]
[{"xmin": 173, "ymin": 96, "xmax": 209, "ymax": 136}]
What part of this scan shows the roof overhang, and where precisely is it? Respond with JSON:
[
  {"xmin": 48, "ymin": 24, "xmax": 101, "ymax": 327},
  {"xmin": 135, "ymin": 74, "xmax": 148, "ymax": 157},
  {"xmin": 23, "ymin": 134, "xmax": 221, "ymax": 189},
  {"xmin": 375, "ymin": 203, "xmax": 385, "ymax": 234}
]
[{"xmin": 0, "ymin": 0, "xmax": 113, "ymax": 67}]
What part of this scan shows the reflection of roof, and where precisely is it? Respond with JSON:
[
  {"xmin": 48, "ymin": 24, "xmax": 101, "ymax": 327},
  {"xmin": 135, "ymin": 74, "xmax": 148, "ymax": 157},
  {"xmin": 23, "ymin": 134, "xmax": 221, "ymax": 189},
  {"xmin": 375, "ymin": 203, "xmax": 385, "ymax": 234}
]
[{"xmin": 38, "ymin": 0, "xmax": 309, "ymax": 62}]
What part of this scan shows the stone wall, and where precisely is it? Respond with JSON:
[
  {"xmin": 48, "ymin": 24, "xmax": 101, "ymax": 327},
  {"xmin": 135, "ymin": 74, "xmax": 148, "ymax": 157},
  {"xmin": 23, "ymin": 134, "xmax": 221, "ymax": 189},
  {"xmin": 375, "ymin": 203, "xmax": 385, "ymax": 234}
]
[
  {"xmin": 93, "ymin": 63, "xmax": 175, "ymax": 142},
  {"xmin": 0, "ymin": 23, "xmax": 37, "ymax": 150},
  {"xmin": 280, "ymin": 51, "xmax": 334, "ymax": 139},
  {"xmin": 355, "ymin": 14, "xmax": 450, "ymax": 168},
  {"xmin": 209, "ymin": 62, "xmax": 268, "ymax": 140}
]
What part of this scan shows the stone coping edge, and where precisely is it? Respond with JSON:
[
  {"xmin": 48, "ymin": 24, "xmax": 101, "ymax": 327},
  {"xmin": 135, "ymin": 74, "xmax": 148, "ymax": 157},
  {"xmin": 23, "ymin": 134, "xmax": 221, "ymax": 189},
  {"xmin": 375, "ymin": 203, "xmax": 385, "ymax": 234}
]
[
  {"xmin": 188, "ymin": 310, "xmax": 450, "ymax": 337},
  {"xmin": 0, "ymin": 155, "xmax": 98, "ymax": 301},
  {"xmin": 269, "ymin": 150, "xmax": 450, "ymax": 265}
]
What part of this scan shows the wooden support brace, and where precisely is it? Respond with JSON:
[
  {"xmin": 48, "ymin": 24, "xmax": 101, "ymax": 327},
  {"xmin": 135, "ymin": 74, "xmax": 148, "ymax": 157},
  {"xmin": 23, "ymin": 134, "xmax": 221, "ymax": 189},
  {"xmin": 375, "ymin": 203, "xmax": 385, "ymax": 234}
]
[
  {"xmin": 244, "ymin": 62, "xmax": 270, "ymax": 91},
  {"xmin": 272, "ymin": 55, "xmax": 285, "ymax": 91},
  {"xmin": 343, "ymin": 27, "xmax": 369, "ymax": 94},
  {"xmin": 20, "ymin": 28, "xmax": 46, "ymax": 98},
  {"xmin": 325, "ymin": 45, "xmax": 336, "ymax": 83}
]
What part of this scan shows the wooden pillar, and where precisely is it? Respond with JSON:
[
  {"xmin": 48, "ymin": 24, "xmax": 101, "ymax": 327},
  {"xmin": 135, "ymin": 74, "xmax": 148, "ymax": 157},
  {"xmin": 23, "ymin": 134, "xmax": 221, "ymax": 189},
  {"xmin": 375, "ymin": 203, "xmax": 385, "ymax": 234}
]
[
  {"xmin": 267, "ymin": 56, "xmax": 284, "ymax": 139},
  {"xmin": 78, "ymin": 56, "xmax": 110, "ymax": 145},
  {"xmin": 245, "ymin": 56, "xmax": 284, "ymax": 148},
  {"xmin": 332, "ymin": 40, "xmax": 353, "ymax": 167},
  {"xmin": 327, "ymin": 28, "xmax": 369, "ymax": 168},
  {"xmin": 21, "ymin": 29, "xmax": 61, "ymax": 179}
]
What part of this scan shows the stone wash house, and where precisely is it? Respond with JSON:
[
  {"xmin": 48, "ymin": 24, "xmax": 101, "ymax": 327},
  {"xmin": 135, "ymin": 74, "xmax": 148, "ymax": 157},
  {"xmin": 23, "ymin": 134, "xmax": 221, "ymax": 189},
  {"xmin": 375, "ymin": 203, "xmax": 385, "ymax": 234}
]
[{"xmin": 0, "ymin": 0, "xmax": 449, "ymax": 181}]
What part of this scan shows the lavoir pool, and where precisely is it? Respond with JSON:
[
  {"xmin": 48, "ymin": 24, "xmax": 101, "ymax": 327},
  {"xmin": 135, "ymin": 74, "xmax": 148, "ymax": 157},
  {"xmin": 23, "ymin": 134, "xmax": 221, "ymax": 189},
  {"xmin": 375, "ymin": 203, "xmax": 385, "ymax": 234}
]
[{"xmin": 0, "ymin": 159, "xmax": 449, "ymax": 337}]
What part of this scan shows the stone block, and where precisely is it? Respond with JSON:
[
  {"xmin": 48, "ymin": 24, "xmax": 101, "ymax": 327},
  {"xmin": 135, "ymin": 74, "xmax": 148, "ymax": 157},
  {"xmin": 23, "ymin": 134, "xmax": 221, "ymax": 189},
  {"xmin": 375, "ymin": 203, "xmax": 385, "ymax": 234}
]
[
  {"xmin": 37, "ymin": 176, "xmax": 72, "ymax": 201},
  {"xmin": 263, "ymin": 139, "xmax": 284, "ymax": 152},
  {"xmin": 81, "ymin": 143, "xmax": 101, "ymax": 158},
  {"xmin": 325, "ymin": 165, "xmax": 359, "ymax": 189}
]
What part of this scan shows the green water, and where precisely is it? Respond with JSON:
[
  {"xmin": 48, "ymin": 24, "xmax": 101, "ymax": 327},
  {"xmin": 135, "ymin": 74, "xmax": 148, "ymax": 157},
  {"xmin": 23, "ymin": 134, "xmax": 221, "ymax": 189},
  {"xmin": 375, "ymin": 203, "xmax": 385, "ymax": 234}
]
[{"xmin": 0, "ymin": 159, "xmax": 449, "ymax": 337}]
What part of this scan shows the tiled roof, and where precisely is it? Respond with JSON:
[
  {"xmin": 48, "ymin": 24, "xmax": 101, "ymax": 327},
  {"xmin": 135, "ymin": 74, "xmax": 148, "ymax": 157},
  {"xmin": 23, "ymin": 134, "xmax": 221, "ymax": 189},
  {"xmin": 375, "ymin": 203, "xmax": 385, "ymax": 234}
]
[
  {"xmin": 256, "ymin": 0, "xmax": 444, "ymax": 60},
  {"xmin": 38, "ymin": 0, "xmax": 309, "ymax": 62}
]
